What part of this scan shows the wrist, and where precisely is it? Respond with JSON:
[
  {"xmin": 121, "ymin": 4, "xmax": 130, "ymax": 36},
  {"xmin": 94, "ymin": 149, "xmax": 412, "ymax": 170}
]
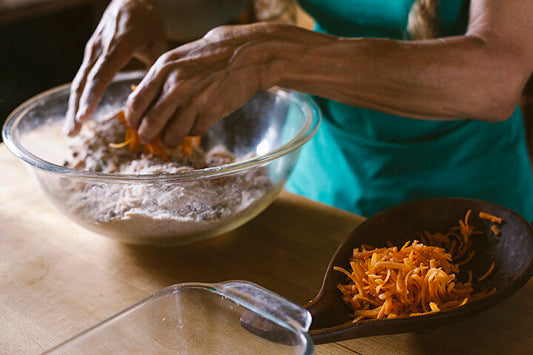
[
  {"xmin": 235, "ymin": 23, "xmax": 305, "ymax": 90},
  {"xmin": 242, "ymin": 23, "xmax": 335, "ymax": 91}
]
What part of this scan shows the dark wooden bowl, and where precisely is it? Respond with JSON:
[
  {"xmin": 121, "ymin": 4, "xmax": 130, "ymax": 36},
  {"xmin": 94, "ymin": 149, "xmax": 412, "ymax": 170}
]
[{"xmin": 306, "ymin": 198, "xmax": 533, "ymax": 344}]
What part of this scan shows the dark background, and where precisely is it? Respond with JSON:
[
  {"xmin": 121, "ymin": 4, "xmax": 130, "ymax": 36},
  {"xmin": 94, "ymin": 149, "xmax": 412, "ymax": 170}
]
[{"xmin": 0, "ymin": 2, "xmax": 105, "ymax": 141}]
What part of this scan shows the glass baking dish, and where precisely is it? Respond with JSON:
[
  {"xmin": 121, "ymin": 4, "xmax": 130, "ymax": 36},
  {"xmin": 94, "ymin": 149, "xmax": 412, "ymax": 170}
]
[{"xmin": 44, "ymin": 281, "xmax": 314, "ymax": 354}]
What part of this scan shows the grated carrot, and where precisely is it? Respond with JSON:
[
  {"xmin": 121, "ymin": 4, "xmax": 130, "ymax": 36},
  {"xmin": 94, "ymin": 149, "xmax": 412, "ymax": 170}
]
[
  {"xmin": 108, "ymin": 110, "xmax": 201, "ymax": 160},
  {"xmin": 478, "ymin": 261, "xmax": 495, "ymax": 282},
  {"xmin": 419, "ymin": 209, "xmax": 481, "ymax": 264},
  {"xmin": 335, "ymin": 210, "xmax": 499, "ymax": 323},
  {"xmin": 479, "ymin": 212, "xmax": 502, "ymax": 224},
  {"xmin": 334, "ymin": 241, "xmax": 474, "ymax": 321}
]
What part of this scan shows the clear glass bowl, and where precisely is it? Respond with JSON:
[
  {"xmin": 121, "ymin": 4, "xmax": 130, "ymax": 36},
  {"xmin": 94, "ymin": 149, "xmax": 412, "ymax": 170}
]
[
  {"xmin": 44, "ymin": 281, "xmax": 314, "ymax": 354},
  {"xmin": 3, "ymin": 71, "xmax": 320, "ymax": 246}
]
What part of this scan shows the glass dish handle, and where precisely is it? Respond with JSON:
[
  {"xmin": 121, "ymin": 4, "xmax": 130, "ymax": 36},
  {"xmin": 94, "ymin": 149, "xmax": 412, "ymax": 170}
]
[{"xmin": 215, "ymin": 280, "xmax": 312, "ymax": 333}]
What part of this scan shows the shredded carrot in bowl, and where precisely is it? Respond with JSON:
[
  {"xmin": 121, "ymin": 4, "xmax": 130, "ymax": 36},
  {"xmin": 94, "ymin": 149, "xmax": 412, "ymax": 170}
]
[
  {"xmin": 335, "ymin": 210, "xmax": 499, "ymax": 322},
  {"xmin": 107, "ymin": 85, "xmax": 201, "ymax": 160},
  {"xmin": 108, "ymin": 110, "xmax": 200, "ymax": 161},
  {"xmin": 479, "ymin": 212, "xmax": 502, "ymax": 224}
]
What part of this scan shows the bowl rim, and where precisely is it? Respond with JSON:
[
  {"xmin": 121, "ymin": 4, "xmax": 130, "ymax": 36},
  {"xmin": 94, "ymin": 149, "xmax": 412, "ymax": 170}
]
[{"xmin": 2, "ymin": 71, "xmax": 321, "ymax": 182}]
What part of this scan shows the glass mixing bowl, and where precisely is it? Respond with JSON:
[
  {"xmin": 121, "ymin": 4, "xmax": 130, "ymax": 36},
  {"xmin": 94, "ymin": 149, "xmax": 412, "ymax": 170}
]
[
  {"xmin": 44, "ymin": 281, "xmax": 314, "ymax": 354},
  {"xmin": 3, "ymin": 71, "xmax": 320, "ymax": 246}
]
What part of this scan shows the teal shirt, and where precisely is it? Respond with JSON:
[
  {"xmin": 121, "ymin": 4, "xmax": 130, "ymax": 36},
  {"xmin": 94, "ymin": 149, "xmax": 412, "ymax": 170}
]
[{"xmin": 287, "ymin": 0, "xmax": 533, "ymax": 220}]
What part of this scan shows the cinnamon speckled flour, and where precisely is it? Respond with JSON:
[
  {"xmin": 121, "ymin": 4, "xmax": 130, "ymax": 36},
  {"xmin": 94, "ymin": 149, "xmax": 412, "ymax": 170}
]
[{"xmin": 61, "ymin": 113, "xmax": 275, "ymax": 245}]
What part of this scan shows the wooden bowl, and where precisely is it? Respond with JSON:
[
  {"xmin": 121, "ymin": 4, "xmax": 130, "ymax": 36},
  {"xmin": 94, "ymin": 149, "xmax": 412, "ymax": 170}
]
[{"xmin": 306, "ymin": 198, "xmax": 533, "ymax": 344}]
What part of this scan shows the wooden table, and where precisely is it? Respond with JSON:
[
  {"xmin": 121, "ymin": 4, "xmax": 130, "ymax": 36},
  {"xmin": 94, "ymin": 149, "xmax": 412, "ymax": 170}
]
[{"xmin": 1, "ymin": 144, "xmax": 532, "ymax": 354}]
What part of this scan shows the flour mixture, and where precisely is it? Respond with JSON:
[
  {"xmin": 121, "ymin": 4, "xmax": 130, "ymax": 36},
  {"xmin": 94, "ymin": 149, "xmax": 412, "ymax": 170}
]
[{"xmin": 60, "ymin": 112, "xmax": 274, "ymax": 244}]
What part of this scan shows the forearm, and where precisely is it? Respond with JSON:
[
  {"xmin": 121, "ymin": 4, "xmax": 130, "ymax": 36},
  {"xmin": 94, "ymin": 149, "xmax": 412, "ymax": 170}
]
[{"xmin": 257, "ymin": 24, "xmax": 530, "ymax": 122}]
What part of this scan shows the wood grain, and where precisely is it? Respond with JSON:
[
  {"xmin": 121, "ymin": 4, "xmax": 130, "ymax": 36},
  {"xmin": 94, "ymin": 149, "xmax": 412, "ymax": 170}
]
[{"xmin": 1, "ymin": 144, "xmax": 532, "ymax": 354}]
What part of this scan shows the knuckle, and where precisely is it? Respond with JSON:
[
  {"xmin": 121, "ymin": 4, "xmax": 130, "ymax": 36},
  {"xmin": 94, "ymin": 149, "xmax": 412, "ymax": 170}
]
[
  {"xmin": 156, "ymin": 51, "xmax": 173, "ymax": 65},
  {"xmin": 163, "ymin": 76, "xmax": 177, "ymax": 94},
  {"xmin": 164, "ymin": 77, "xmax": 189, "ymax": 99},
  {"xmin": 109, "ymin": 35, "xmax": 133, "ymax": 56},
  {"xmin": 84, "ymin": 37, "xmax": 100, "ymax": 57},
  {"xmin": 100, "ymin": 48, "xmax": 115, "ymax": 63},
  {"xmin": 151, "ymin": 57, "xmax": 176, "ymax": 81},
  {"xmin": 163, "ymin": 81, "xmax": 185, "ymax": 99},
  {"xmin": 204, "ymin": 25, "xmax": 232, "ymax": 41},
  {"xmin": 85, "ymin": 69, "xmax": 101, "ymax": 88},
  {"xmin": 112, "ymin": 32, "xmax": 127, "ymax": 46},
  {"xmin": 126, "ymin": 95, "xmax": 143, "ymax": 115},
  {"xmin": 70, "ymin": 77, "xmax": 84, "ymax": 95}
]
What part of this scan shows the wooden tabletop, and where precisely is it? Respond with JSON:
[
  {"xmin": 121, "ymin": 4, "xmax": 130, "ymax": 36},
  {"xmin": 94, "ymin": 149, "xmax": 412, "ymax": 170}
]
[{"xmin": 1, "ymin": 143, "xmax": 532, "ymax": 354}]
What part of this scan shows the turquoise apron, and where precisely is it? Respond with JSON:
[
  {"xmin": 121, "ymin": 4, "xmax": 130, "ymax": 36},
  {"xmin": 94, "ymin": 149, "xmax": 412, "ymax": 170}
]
[{"xmin": 287, "ymin": 0, "xmax": 533, "ymax": 220}]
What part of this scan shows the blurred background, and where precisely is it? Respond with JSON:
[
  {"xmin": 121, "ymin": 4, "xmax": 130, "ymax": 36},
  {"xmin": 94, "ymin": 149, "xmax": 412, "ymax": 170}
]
[
  {"xmin": 0, "ymin": 0, "xmax": 110, "ymax": 139},
  {"xmin": 0, "ymin": 0, "xmax": 529, "ymax": 163}
]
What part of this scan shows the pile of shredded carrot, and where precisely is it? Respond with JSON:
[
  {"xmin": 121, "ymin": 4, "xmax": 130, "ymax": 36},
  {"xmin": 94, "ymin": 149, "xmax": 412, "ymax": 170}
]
[
  {"xmin": 335, "ymin": 210, "xmax": 499, "ymax": 322},
  {"xmin": 419, "ymin": 209, "xmax": 480, "ymax": 266},
  {"xmin": 108, "ymin": 110, "xmax": 200, "ymax": 160}
]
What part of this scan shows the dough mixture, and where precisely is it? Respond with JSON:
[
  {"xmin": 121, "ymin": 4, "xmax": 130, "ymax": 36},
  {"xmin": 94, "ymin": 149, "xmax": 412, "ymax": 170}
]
[{"xmin": 59, "ymin": 113, "xmax": 274, "ymax": 244}]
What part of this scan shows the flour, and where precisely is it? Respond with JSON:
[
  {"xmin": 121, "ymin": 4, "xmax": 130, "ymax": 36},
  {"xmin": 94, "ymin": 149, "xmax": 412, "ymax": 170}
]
[{"xmin": 61, "ymin": 114, "xmax": 275, "ymax": 245}]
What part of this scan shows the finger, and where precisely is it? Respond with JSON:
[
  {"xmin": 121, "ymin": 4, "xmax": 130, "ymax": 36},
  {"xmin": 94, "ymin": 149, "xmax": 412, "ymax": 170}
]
[
  {"xmin": 124, "ymin": 66, "xmax": 167, "ymax": 129},
  {"xmin": 162, "ymin": 104, "xmax": 197, "ymax": 148},
  {"xmin": 62, "ymin": 112, "xmax": 82, "ymax": 136},
  {"xmin": 137, "ymin": 90, "xmax": 183, "ymax": 144},
  {"xmin": 161, "ymin": 79, "xmax": 221, "ymax": 145},
  {"xmin": 184, "ymin": 82, "xmax": 231, "ymax": 136},
  {"xmin": 63, "ymin": 39, "xmax": 102, "ymax": 136},
  {"xmin": 189, "ymin": 114, "xmax": 215, "ymax": 137},
  {"xmin": 76, "ymin": 39, "xmax": 134, "ymax": 123},
  {"xmin": 190, "ymin": 100, "xmax": 242, "ymax": 136}
]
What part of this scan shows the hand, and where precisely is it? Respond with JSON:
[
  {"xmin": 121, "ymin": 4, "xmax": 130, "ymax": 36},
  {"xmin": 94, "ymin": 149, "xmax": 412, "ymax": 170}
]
[
  {"xmin": 64, "ymin": 0, "xmax": 168, "ymax": 136},
  {"xmin": 124, "ymin": 23, "xmax": 274, "ymax": 147}
]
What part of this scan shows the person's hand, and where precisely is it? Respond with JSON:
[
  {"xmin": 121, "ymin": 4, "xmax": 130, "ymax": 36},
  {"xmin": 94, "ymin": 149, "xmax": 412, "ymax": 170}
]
[
  {"xmin": 64, "ymin": 0, "xmax": 168, "ymax": 136},
  {"xmin": 124, "ymin": 23, "xmax": 274, "ymax": 147}
]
